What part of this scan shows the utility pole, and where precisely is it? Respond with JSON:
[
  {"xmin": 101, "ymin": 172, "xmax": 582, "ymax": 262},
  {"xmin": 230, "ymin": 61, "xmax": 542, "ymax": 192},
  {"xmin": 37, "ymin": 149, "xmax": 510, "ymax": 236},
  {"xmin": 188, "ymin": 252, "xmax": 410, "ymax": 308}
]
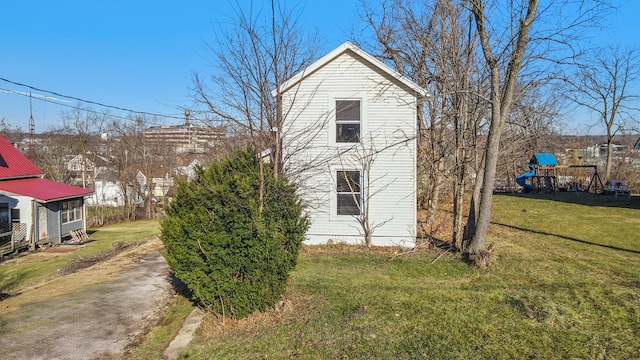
[{"xmin": 28, "ymin": 92, "xmax": 35, "ymax": 148}]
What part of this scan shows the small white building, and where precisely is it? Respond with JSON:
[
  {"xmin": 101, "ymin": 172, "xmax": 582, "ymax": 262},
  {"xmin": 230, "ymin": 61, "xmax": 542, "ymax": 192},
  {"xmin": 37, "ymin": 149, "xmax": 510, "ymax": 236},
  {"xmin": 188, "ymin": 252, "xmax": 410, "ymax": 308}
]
[
  {"xmin": 276, "ymin": 41, "xmax": 426, "ymax": 247},
  {"xmin": 87, "ymin": 169, "xmax": 144, "ymax": 207}
]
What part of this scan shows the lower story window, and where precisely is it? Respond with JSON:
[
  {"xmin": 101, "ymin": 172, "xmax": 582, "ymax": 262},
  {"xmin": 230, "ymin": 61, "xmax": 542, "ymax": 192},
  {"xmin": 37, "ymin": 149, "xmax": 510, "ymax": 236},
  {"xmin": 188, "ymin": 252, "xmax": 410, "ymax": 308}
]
[
  {"xmin": 62, "ymin": 199, "xmax": 83, "ymax": 223},
  {"xmin": 336, "ymin": 170, "xmax": 361, "ymax": 215}
]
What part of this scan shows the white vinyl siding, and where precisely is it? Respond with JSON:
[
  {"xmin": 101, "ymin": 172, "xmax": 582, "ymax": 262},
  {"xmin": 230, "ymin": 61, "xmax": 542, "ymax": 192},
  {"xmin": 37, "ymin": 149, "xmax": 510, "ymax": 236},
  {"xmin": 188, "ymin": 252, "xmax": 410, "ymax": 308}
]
[{"xmin": 281, "ymin": 49, "xmax": 417, "ymax": 247}]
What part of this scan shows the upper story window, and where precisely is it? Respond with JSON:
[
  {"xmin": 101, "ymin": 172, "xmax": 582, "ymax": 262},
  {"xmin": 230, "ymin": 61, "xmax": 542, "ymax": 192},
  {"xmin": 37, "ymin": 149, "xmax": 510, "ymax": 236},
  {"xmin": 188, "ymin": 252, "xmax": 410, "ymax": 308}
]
[{"xmin": 335, "ymin": 100, "xmax": 360, "ymax": 143}]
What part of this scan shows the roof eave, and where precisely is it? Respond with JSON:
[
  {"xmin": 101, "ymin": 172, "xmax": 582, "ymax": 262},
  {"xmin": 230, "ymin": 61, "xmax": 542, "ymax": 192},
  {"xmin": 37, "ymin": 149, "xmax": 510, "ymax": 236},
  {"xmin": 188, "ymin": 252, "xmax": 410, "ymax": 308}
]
[
  {"xmin": 37, "ymin": 192, "xmax": 94, "ymax": 203},
  {"xmin": 0, "ymin": 174, "xmax": 45, "ymax": 181}
]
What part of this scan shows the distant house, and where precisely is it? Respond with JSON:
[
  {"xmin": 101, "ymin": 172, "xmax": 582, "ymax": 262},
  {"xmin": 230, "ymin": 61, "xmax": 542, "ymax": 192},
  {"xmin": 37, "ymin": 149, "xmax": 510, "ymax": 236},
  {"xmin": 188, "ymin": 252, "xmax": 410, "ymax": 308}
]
[
  {"xmin": 0, "ymin": 135, "xmax": 93, "ymax": 251},
  {"xmin": 174, "ymin": 158, "xmax": 201, "ymax": 180},
  {"xmin": 66, "ymin": 154, "xmax": 96, "ymax": 186},
  {"xmin": 87, "ymin": 168, "xmax": 144, "ymax": 207},
  {"xmin": 276, "ymin": 41, "xmax": 426, "ymax": 247},
  {"xmin": 87, "ymin": 168, "xmax": 124, "ymax": 207}
]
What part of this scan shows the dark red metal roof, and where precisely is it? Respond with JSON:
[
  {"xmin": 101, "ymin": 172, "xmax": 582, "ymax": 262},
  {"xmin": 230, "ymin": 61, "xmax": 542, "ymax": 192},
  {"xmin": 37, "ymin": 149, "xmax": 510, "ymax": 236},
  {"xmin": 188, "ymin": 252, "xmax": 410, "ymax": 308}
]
[
  {"xmin": 0, "ymin": 135, "xmax": 43, "ymax": 179},
  {"xmin": 0, "ymin": 177, "xmax": 94, "ymax": 202}
]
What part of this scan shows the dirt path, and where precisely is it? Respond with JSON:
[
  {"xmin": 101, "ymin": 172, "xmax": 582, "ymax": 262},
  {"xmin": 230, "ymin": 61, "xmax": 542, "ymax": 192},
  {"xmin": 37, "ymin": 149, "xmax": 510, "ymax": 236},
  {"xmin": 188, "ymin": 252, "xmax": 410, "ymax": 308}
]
[{"xmin": 0, "ymin": 241, "xmax": 173, "ymax": 359}]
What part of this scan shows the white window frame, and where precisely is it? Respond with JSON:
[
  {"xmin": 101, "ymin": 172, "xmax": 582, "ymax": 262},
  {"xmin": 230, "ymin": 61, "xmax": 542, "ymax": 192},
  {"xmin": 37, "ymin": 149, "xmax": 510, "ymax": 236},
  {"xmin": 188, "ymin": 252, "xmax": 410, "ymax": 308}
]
[
  {"xmin": 335, "ymin": 100, "xmax": 361, "ymax": 143},
  {"xmin": 329, "ymin": 95, "xmax": 365, "ymax": 146},
  {"xmin": 61, "ymin": 199, "xmax": 83, "ymax": 223},
  {"xmin": 332, "ymin": 168, "xmax": 363, "ymax": 217}
]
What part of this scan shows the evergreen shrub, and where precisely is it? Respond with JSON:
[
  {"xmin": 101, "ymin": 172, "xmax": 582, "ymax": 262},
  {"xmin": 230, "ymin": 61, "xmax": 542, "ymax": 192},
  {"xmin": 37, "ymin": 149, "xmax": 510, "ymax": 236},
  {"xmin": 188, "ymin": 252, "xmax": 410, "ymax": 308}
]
[{"xmin": 161, "ymin": 148, "xmax": 309, "ymax": 319}]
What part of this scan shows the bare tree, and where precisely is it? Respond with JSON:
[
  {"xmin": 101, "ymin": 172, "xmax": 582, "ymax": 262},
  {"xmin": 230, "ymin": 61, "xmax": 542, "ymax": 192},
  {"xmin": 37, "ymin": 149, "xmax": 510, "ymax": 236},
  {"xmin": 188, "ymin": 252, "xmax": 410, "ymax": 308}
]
[
  {"xmin": 60, "ymin": 106, "xmax": 109, "ymax": 187},
  {"xmin": 107, "ymin": 115, "xmax": 149, "ymax": 220},
  {"xmin": 360, "ymin": 0, "xmax": 484, "ymax": 249},
  {"xmin": 34, "ymin": 132, "xmax": 75, "ymax": 183},
  {"xmin": 192, "ymin": 0, "xmax": 320, "ymax": 181},
  {"xmin": 462, "ymin": 0, "xmax": 540, "ymax": 266},
  {"xmin": 564, "ymin": 47, "xmax": 640, "ymax": 180},
  {"xmin": 461, "ymin": 0, "xmax": 615, "ymax": 266},
  {"xmin": 336, "ymin": 137, "xmax": 403, "ymax": 248},
  {"xmin": 0, "ymin": 118, "xmax": 24, "ymax": 144}
]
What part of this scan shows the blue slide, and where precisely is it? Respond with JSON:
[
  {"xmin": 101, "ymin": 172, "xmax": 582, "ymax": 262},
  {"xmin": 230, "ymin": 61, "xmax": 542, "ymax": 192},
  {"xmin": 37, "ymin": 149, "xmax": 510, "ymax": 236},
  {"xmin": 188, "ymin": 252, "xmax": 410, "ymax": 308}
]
[{"xmin": 516, "ymin": 165, "xmax": 535, "ymax": 193}]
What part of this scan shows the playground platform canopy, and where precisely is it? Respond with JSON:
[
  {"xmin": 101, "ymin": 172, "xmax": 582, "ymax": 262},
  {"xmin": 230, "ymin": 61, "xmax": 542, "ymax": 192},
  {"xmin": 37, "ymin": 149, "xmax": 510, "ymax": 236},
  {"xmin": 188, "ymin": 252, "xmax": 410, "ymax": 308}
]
[{"xmin": 530, "ymin": 153, "xmax": 558, "ymax": 166}]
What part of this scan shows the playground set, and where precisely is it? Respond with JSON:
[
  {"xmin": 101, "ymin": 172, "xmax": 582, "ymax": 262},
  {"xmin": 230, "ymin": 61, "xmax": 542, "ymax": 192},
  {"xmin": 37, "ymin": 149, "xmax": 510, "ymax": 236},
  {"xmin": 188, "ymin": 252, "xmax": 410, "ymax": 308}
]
[{"xmin": 516, "ymin": 153, "xmax": 607, "ymax": 194}]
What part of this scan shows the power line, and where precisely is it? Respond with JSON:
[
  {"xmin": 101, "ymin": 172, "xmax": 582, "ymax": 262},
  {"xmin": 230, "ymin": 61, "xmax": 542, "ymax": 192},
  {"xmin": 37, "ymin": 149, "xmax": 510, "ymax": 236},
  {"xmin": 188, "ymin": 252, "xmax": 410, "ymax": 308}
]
[
  {"xmin": 0, "ymin": 76, "xmax": 188, "ymax": 121},
  {"xmin": 0, "ymin": 87, "xmax": 165, "ymax": 126}
]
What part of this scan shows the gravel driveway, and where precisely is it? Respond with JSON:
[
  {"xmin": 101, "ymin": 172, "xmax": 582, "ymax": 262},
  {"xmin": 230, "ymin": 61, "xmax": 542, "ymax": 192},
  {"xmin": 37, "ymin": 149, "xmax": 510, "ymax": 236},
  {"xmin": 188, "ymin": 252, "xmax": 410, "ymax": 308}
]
[{"xmin": 0, "ymin": 250, "xmax": 173, "ymax": 360}]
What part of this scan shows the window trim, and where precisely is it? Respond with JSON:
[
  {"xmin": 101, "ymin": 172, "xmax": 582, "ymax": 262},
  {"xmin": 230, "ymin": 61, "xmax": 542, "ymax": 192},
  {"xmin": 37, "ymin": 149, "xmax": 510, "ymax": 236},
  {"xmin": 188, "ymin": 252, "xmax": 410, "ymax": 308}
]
[
  {"xmin": 61, "ymin": 199, "xmax": 83, "ymax": 224},
  {"xmin": 335, "ymin": 99, "xmax": 361, "ymax": 143},
  {"xmin": 329, "ymin": 95, "xmax": 365, "ymax": 146}
]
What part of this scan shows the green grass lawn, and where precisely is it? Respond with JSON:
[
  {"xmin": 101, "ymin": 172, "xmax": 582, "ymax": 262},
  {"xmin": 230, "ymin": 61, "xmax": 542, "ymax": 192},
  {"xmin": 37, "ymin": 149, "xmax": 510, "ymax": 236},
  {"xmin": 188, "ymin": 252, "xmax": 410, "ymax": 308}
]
[
  {"xmin": 176, "ymin": 193, "xmax": 640, "ymax": 359},
  {"xmin": 0, "ymin": 220, "xmax": 160, "ymax": 293},
  {"xmin": 3, "ymin": 196, "xmax": 638, "ymax": 359}
]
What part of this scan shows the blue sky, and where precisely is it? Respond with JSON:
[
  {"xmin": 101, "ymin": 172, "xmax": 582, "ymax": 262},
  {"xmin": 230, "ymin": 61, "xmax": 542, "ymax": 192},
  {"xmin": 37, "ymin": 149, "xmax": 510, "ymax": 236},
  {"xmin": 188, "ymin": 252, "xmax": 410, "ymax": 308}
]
[
  {"xmin": 0, "ymin": 1, "xmax": 638, "ymax": 134},
  {"xmin": 0, "ymin": 1, "xmax": 360, "ymax": 131}
]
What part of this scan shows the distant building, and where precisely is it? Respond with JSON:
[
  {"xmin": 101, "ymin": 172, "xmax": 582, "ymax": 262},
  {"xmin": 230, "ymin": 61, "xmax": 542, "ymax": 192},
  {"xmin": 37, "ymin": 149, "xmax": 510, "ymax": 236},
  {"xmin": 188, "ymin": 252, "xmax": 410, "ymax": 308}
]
[
  {"xmin": 599, "ymin": 143, "xmax": 626, "ymax": 152},
  {"xmin": 144, "ymin": 124, "xmax": 225, "ymax": 154},
  {"xmin": 66, "ymin": 154, "xmax": 96, "ymax": 187}
]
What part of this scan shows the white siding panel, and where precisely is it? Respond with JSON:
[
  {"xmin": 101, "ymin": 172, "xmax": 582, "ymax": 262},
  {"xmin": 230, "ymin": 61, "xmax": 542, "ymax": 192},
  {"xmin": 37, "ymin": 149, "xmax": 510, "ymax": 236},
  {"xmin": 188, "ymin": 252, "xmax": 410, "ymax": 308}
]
[
  {"xmin": 0, "ymin": 195, "xmax": 34, "ymax": 236},
  {"xmin": 14, "ymin": 196, "xmax": 33, "ymax": 229},
  {"xmin": 282, "ymin": 50, "xmax": 417, "ymax": 247}
]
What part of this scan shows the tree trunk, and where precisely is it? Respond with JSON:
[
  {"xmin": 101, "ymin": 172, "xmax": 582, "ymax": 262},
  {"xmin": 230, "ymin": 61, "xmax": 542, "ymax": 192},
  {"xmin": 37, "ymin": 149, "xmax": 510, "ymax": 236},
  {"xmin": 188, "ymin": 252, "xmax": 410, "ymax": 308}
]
[
  {"xmin": 605, "ymin": 125, "xmax": 613, "ymax": 180},
  {"xmin": 465, "ymin": 87, "xmax": 503, "ymax": 256},
  {"xmin": 464, "ymin": 0, "xmax": 539, "ymax": 265}
]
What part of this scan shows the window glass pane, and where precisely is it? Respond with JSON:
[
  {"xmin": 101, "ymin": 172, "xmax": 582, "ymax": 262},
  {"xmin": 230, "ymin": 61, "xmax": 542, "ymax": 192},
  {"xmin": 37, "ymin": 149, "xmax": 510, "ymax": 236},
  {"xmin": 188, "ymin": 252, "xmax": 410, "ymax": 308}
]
[
  {"xmin": 336, "ymin": 170, "xmax": 361, "ymax": 215},
  {"xmin": 336, "ymin": 123, "xmax": 360, "ymax": 143},
  {"xmin": 336, "ymin": 171, "xmax": 360, "ymax": 192},
  {"xmin": 337, "ymin": 194, "xmax": 360, "ymax": 215},
  {"xmin": 11, "ymin": 209, "xmax": 20, "ymax": 222},
  {"xmin": 336, "ymin": 100, "xmax": 360, "ymax": 121}
]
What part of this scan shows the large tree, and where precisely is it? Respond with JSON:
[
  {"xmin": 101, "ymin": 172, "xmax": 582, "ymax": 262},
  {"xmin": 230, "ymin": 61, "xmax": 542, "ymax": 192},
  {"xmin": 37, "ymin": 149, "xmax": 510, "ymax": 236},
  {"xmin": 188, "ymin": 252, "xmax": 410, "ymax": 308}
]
[
  {"xmin": 461, "ymin": 0, "xmax": 539, "ymax": 265},
  {"xmin": 461, "ymin": 0, "xmax": 613, "ymax": 266},
  {"xmin": 360, "ymin": 0, "xmax": 484, "ymax": 248},
  {"xmin": 192, "ymin": 0, "xmax": 320, "ymax": 178}
]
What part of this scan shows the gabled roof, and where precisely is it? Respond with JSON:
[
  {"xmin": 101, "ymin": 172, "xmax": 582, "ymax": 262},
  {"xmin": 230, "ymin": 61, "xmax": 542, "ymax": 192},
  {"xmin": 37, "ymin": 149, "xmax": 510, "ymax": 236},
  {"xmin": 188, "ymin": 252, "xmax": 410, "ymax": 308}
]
[
  {"xmin": 0, "ymin": 135, "xmax": 43, "ymax": 179},
  {"xmin": 0, "ymin": 177, "xmax": 93, "ymax": 203},
  {"xmin": 272, "ymin": 41, "xmax": 428, "ymax": 97}
]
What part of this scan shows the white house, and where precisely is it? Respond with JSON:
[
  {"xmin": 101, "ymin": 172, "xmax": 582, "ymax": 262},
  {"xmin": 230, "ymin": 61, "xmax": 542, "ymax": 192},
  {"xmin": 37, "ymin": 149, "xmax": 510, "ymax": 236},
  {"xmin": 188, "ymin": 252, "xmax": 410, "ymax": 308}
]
[
  {"xmin": 66, "ymin": 154, "xmax": 96, "ymax": 187},
  {"xmin": 276, "ymin": 41, "xmax": 426, "ymax": 247},
  {"xmin": 87, "ymin": 169, "xmax": 144, "ymax": 207},
  {"xmin": 88, "ymin": 169, "xmax": 124, "ymax": 207}
]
